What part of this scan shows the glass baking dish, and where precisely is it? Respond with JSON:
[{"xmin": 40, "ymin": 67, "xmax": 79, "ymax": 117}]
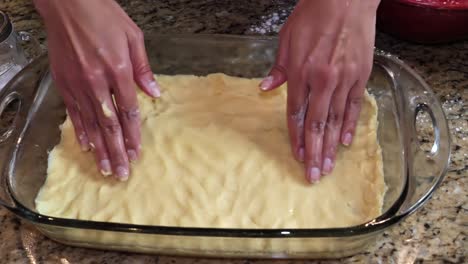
[{"xmin": 0, "ymin": 34, "xmax": 450, "ymax": 259}]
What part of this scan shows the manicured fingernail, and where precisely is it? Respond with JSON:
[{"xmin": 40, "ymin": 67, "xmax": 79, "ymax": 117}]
[
  {"xmin": 127, "ymin": 149, "xmax": 138, "ymax": 162},
  {"xmin": 100, "ymin": 159, "xmax": 112, "ymax": 176},
  {"xmin": 297, "ymin": 147, "xmax": 305, "ymax": 161},
  {"xmin": 308, "ymin": 167, "xmax": 321, "ymax": 183},
  {"xmin": 79, "ymin": 134, "xmax": 90, "ymax": 151},
  {"xmin": 148, "ymin": 81, "xmax": 161, "ymax": 97},
  {"xmin": 322, "ymin": 158, "xmax": 333, "ymax": 175},
  {"xmin": 343, "ymin": 133, "xmax": 353, "ymax": 146},
  {"xmin": 259, "ymin": 76, "xmax": 273, "ymax": 90},
  {"xmin": 115, "ymin": 166, "xmax": 129, "ymax": 181}
]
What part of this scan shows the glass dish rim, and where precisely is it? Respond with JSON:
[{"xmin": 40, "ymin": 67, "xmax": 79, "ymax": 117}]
[{"xmin": 0, "ymin": 33, "xmax": 450, "ymax": 238}]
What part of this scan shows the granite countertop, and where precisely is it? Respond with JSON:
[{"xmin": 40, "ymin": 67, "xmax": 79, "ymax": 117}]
[{"xmin": 0, "ymin": 0, "xmax": 466, "ymax": 263}]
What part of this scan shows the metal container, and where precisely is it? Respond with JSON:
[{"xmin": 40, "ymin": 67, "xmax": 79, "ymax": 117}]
[
  {"xmin": 0, "ymin": 11, "xmax": 41, "ymax": 91},
  {"xmin": 0, "ymin": 34, "xmax": 450, "ymax": 259}
]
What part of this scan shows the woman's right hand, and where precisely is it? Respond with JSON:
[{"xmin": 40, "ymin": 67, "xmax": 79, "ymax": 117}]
[{"xmin": 33, "ymin": 0, "xmax": 160, "ymax": 181}]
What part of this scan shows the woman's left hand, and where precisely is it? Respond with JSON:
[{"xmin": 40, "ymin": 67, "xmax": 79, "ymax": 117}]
[{"xmin": 260, "ymin": 0, "xmax": 380, "ymax": 183}]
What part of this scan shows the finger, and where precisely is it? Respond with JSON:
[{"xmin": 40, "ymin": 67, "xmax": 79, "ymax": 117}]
[
  {"xmin": 260, "ymin": 27, "xmax": 290, "ymax": 91},
  {"xmin": 286, "ymin": 68, "xmax": 308, "ymax": 163},
  {"xmin": 111, "ymin": 68, "xmax": 141, "ymax": 163},
  {"xmin": 341, "ymin": 80, "xmax": 365, "ymax": 146},
  {"xmin": 127, "ymin": 29, "xmax": 160, "ymax": 98},
  {"xmin": 54, "ymin": 76, "xmax": 89, "ymax": 151},
  {"xmin": 259, "ymin": 65, "xmax": 287, "ymax": 92},
  {"xmin": 321, "ymin": 82, "xmax": 349, "ymax": 175},
  {"xmin": 74, "ymin": 91, "xmax": 112, "ymax": 176},
  {"xmin": 304, "ymin": 65, "xmax": 338, "ymax": 183},
  {"xmin": 88, "ymin": 85, "xmax": 130, "ymax": 181}
]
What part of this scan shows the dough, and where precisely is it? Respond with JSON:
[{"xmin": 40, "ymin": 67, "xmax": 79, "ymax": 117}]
[{"xmin": 36, "ymin": 73, "xmax": 385, "ymax": 229}]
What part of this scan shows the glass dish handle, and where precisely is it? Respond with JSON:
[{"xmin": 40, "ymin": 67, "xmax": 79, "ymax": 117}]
[
  {"xmin": 0, "ymin": 68, "xmax": 50, "ymax": 211},
  {"xmin": 376, "ymin": 52, "xmax": 452, "ymax": 218},
  {"xmin": 400, "ymin": 97, "xmax": 451, "ymax": 216},
  {"xmin": 0, "ymin": 91, "xmax": 22, "ymax": 210},
  {"xmin": 0, "ymin": 92, "xmax": 21, "ymax": 144}
]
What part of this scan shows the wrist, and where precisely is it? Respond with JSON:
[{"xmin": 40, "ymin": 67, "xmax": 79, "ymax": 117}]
[
  {"xmin": 365, "ymin": 0, "xmax": 382, "ymax": 11},
  {"xmin": 297, "ymin": 0, "xmax": 381, "ymax": 13},
  {"xmin": 32, "ymin": 0, "xmax": 59, "ymax": 17}
]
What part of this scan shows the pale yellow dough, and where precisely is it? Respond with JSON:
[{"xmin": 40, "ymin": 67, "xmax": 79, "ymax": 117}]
[{"xmin": 36, "ymin": 73, "xmax": 385, "ymax": 229}]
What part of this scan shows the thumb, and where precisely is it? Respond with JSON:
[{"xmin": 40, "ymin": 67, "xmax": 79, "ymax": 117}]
[
  {"xmin": 259, "ymin": 65, "xmax": 287, "ymax": 91},
  {"xmin": 259, "ymin": 32, "xmax": 289, "ymax": 91},
  {"xmin": 129, "ymin": 31, "xmax": 160, "ymax": 98}
]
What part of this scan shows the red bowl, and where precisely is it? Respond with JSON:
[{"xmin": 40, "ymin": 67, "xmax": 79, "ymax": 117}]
[{"xmin": 377, "ymin": 0, "xmax": 468, "ymax": 43}]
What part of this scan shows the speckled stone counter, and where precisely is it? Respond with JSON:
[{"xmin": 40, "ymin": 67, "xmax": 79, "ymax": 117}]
[{"xmin": 0, "ymin": 0, "xmax": 466, "ymax": 263}]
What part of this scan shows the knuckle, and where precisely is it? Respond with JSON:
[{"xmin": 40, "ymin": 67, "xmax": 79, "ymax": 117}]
[
  {"xmin": 115, "ymin": 157, "xmax": 128, "ymax": 167},
  {"xmin": 307, "ymin": 155, "xmax": 321, "ymax": 165},
  {"xmin": 305, "ymin": 55, "xmax": 316, "ymax": 68},
  {"xmin": 327, "ymin": 110, "xmax": 341, "ymax": 126},
  {"xmin": 99, "ymin": 117, "xmax": 122, "ymax": 135},
  {"xmin": 83, "ymin": 73, "xmax": 98, "ymax": 83},
  {"xmin": 349, "ymin": 97, "xmax": 363, "ymax": 108},
  {"xmin": 363, "ymin": 62, "xmax": 373, "ymax": 75},
  {"xmin": 111, "ymin": 67, "xmax": 133, "ymax": 85},
  {"xmin": 95, "ymin": 48, "xmax": 108, "ymax": 58},
  {"xmin": 82, "ymin": 68, "xmax": 105, "ymax": 84},
  {"xmin": 133, "ymin": 28, "xmax": 145, "ymax": 42},
  {"xmin": 345, "ymin": 63, "xmax": 358, "ymax": 76},
  {"xmin": 112, "ymin": 60, "xmax": 131, "ymax": 75},
  {"xmin": 306, "ymin": 120, "xmax": 326, "ymax": 134},
  {"xmin": 120, "ymin": 106, "xmax": 140, "ymax": 120},
  {"xmin": 87, "ymin": 88, "xmax": 104, "ymax": 100},
  {"xmin": 272, "ymin": 64, "xmax": 287, "ymax": 75},
  {"xmin": 92, "ymin": 140, "xmax": 107, "ymax": 153},
  {"xmin": 134, "ymin": 62, "xmax": 152, "ymax": 76},
  {"xmin": 319, "ymin": 65, "xmax": 337, "ymax": 80},
  {"xmin": 288, "ymin": 103, "xmax": 307, "ymax": 125},
  {"xmin": 124, "ymin": 135, "xmax": 137, "ymax": 144},
  {"xmin": 86, "ymin": 118, "xmax": 100, "ymax": 132},
  {"xmin": 309, "ymin": 63, "xmax": 338, "ymax": 84},
  {"xmin": 103, "ymin": 123, "xmax": 121, "ymax": 135},
  {"xmin": 344, "ymin": 120, "xmax": 357, "ymax": 130},
  {"xmin": 66, "ymin": 102, "xmax": 80, "ymax": 115}
]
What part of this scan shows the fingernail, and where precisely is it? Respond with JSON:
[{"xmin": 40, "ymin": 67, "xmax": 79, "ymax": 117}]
[
  {"xmin": 297, "ymin": 147, "xmax": 305, "ymax": 161},
  {"xmin": 100, "ymin": 159, "xmax": 112, "ymax": 176},
  {"xmin": 259, "ymin": 76, "xmax": 273, "ymax": 91},
  {"xmin": 148, "ymin": 81, "xmax": 161, "ymax": 97},
  {"xmin": 343, "ymin": 133, "xmax": 353, "ymax": 146},
  {"xmin": 307, "ymin": 167, "xmax": 321, "ymax": 184},
  {"xmin": 115, "ymin": 166, "xmax": 129, "ymax": 181},
  {"xmin": 127, "ymin": 149, "xmax": 138, "ymax": 162},
  {"xmin": 322, "ymin": 158, "xmax": 333, "ymax": 175}
]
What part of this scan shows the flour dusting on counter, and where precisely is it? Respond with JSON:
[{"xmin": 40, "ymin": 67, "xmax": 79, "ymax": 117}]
[{"xmin": 246, "ymin": 9, "xmax": 290, "ymax": 34}]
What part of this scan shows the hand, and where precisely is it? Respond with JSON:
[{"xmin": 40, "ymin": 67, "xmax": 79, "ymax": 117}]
[
  {"xmin": 34, "ymin": 0, "xmax": 160, "ymax": 180},
  {"xmin": 259, "ymin": 0, "xmax": 380, "ymax": 183}
]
